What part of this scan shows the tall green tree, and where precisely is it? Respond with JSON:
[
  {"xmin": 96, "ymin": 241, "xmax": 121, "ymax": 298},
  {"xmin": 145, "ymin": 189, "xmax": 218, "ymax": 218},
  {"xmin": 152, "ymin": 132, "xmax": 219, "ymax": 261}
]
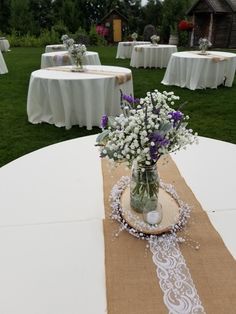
[
  {"xmin": 161, "ymin": 0, "xmax": 193, "ymax": 41},
  {"xmin": 142, "ymin": 0, "xmax": 162, "ymax": 28},
  {"xmin": 10, "ymin": 0, "xmax": 33, "ymax": 34},
  {"xmin": 29, "ymin": 0, "xmax": 53, "ymax": 35},
  {"xmin": 0, "ymin": 0, "xmax": 11, "ymax": 33}
]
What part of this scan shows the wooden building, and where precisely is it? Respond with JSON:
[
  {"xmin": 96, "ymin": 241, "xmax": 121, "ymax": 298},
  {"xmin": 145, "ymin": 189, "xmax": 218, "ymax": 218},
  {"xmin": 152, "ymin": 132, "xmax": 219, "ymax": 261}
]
[
  {"xmin": 187, "ymin": 0, "xmax": 236, "ymax": 48},
  {"xmin": 100, "ymin": 9, "xmax": 128, "ymax": 43}
]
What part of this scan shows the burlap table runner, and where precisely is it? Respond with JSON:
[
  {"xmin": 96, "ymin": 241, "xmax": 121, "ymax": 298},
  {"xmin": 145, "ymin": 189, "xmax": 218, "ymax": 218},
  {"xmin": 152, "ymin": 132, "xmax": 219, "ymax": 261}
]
[
  {"xmin": 45, "ymin": 67, "xmax": 132, "ymax": 85},
  {"xmin": 102, "ymin": 156, "xmax": 236, "ymax": 314},
  {"xmin": 53, "ymin": 54, "xmax": 70, "ymax": 65},
  {"xmin": 190, "ymin": 51, "xmax": 230, "ymax": 62}
]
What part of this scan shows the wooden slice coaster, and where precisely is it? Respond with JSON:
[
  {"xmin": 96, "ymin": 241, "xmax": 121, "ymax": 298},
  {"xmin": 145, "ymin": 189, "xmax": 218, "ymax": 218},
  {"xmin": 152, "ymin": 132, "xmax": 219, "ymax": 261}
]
[{"xmin": 120, "ymin": 187, "xmax": 181, "ymax": 235}]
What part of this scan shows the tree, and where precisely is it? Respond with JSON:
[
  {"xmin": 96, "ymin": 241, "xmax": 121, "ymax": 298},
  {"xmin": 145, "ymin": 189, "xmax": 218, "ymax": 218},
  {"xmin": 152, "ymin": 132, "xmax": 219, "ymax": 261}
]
[
  {"xmin": 142, "ymin": 0, "xmax": 162, "ymax": 27},
  {"xmin": 10, "ymin": 0, "xmax": 33, "ymax": 35},
  {"xmin": 0, "ymin": 0, "xmax": 11, "ymax": 33},
  {"xmin": 161, "ymin": 0, "xmax": 193, "ymax": 42},
  {"xmin": 29, "ymin": 0, "xmax": 53, "ymax": 35}
]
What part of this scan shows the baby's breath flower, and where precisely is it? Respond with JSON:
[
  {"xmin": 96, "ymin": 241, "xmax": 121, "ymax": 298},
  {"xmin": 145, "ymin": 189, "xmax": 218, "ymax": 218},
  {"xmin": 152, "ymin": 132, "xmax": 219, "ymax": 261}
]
[{"xmin": 96, "ymin": 90, "xmax": 197, "ymax": 167}]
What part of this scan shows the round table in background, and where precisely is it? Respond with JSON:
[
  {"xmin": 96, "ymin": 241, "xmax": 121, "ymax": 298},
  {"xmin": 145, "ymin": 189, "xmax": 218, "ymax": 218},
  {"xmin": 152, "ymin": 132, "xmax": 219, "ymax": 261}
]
[
  {"xmin": 40, "ymin": 51, "xmax": 101, "ymax": 68},
  {"xmin": 130, "ymin": 44, "xmax": 177, "ymax": 68},
  {"xmin": 161, "ymin": 50, "xmax": 236, "ymax": 90},
  {"xmin": 45, "ymin": 44, "xmax": 67, "ymax": 53},
  {"xmin": 116, "ymin": 41, "xmax": 150, "ymax": 59},
  {"xmin": 0, "ymin": 38, "xmax": 10, "ymax": 52},
  {"xmin": 27, "ymin": 65, "xmax": 133, "ymax": 130},
  {"xmin": 0, "ymin": 50, "xmax": 8, "ymax": 74}
]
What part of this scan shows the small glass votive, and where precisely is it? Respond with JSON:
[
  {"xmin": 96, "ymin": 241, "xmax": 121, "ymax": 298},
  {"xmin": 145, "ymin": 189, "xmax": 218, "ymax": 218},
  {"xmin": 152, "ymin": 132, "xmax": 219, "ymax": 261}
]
[{"xmin": 143, "ymin": 203, "xmax": 163, "ymax": 225}]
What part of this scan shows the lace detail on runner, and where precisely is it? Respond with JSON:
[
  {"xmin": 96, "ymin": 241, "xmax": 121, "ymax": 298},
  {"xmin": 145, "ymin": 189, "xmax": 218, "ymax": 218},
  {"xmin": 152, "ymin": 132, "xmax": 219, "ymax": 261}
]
[{"xmin": 150, "ymin": 235, "xmax": 206, "ymax": 314}]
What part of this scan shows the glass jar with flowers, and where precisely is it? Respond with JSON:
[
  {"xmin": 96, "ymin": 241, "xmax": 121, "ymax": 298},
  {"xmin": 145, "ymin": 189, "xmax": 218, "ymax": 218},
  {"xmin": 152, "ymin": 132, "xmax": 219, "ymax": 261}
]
[
  {"xmin": 150, "ymin": 35, "xmax": 160, "ymax": 45},
  {"xmin": 68, "ymin": 43, "xmax": 87, "ymax": 72},
  {"xmin": 96, "ymin": 90, "xmax": 197, "ymax": 224},
  {"xmin": 199, "ymin": 38, "xmax": 212, "ymax": 55},
  {"xmin": 61, "ymin": 34, "xmax": 75, "ymax": 49}
]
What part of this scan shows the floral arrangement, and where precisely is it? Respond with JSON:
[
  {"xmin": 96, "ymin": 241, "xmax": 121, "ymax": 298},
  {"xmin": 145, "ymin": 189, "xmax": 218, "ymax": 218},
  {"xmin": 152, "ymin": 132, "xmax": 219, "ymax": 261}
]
[
  {"xmin": 68, "ymin": 43, "xmax": 87, "ymax": 69},
  {"xmin": 131, "ymin": 32, "xmax": 138, "ymax": 40},
  {"xmin": 178, "ymin": 20, "xmax": 194, "ymax": 31},
  {"xmin": 199, "ymin": 38, "xmax": 212, "ymax": 52},
  {"xmin": 150, "ymin": 35, "xmax": 160, "ymax": 44},
  {"xmin": 61, "ymin": 34, "xmax": 75, "ymax": 49},
  {"xmin": 96, "ymin": 90, "xmax": 197, "ymax": 168}
]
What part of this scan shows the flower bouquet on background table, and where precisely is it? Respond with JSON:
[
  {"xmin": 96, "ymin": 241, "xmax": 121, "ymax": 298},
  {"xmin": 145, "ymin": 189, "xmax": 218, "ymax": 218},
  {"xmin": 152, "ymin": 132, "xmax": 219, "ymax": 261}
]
[
  {"xmin": 61, "ymin": 34, "xmax": 75, "ymax": 49},
  {"xmin": 150, "ymin": 35, "xmax": 160, "ymax": 45},
  {"xmin": 96, "ymin": 90, "xmax": 197, "ymax": 225},
  {"xmin": 198, "ymin": 38, "xmax": 212, "ymax": 55},
  {"xmin": 131, "ymin": 32, "xmax": 138, "ymax": 41},
  {"xmin": 68, "ymin": 43, "xmax": 87, "ymax": 72}
]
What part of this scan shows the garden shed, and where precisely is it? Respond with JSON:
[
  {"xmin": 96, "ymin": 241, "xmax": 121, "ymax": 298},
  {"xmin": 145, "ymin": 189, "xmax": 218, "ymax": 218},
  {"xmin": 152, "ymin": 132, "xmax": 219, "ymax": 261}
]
[
  {"xmin": 100, "ymin": 9, "xmax": 128, "ymax": 43},
  {"xmin": 187, "ymin": 0, "xmax": 236, "ymax": 48}
]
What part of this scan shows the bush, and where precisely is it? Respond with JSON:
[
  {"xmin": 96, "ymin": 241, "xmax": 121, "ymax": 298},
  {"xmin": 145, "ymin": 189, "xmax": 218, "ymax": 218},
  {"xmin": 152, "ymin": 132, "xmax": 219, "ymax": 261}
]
[
  {"xmin": 52, "ymin": 22, "xmax": 69, "ymax": 38},
  {"xmin": 74, "ymin": 27, "xmax": 90, "ymax": 45},
  {"xmin": 8, "ymin": 29, "xmax": 60, "ymax": 47},
  {"xmin": 89, "ymin": 26, "xmax": 99, "ymax": 45},
  {"xmin": 89, "ymin": 26, "xmax": 107, "ymax": 46},
  {"xmin": 179, "ymin": 31, "xmax": 190, "ymax": 47}
]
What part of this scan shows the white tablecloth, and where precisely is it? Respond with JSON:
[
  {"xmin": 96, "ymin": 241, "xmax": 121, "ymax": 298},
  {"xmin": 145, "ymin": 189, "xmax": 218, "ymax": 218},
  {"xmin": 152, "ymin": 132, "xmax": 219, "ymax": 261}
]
[
  {"xmin": 0, "ymin": 135, "xmax": 235, "ymax": 313},
  {"xmin": 0, "ymin": 50, "xmax": 8, "ymax": 74},
  {"xmin": 0, "ymin": 39, "xmax": 10, "ymax": 52},
  {"xmin": 130, "ymin": 44, "xmax": 177, "ymax": 68},
  {"xmin": 45, "ymin": 44, "xmax": 67, "ymax": 53},
  {"xmin": 41, "ymin": 51, "xmax": 101, "ymax": 68},
  {"xmin": 162, "ymin": 50, "xmax": 236, "ymax": 90},
  {"xmin": 116, "ymin": 41, "xmax": 150, "ymax": 59},
  {"xmin": 27, "ymin": 65, "xmax": 133, "ymax": 130}
]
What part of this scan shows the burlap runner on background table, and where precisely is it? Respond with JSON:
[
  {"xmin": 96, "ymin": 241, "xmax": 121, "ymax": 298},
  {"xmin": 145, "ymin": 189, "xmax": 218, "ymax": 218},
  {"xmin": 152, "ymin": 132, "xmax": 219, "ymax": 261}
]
[
  {"xmin": 190, "ymin": 51, "xmax": 230, "ymax": 63},
  {"xmin": 45, "ymin": 67, "xmax": 132, "ymax": 85},
  {"xmin": 53, "ymin": 54, "xmax": 70, "ymax": 65},
  {"xmin": 102, "ymin": 156, "xmax": 236, "ymax": 314}
]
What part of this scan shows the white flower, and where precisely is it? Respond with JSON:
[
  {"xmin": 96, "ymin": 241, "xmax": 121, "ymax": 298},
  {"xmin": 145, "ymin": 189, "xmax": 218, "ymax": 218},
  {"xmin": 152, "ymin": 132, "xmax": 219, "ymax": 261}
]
[
  {"xmin": 69, "ymin": 44, "xmax": 87, "ymax": 67},
  {"xmin": 131, "ymin": 32, "xmax": 138, "ymax": 40},
  {"xmin": 96, "ymin": 90, "xmax": 197, "ymax": 167}
]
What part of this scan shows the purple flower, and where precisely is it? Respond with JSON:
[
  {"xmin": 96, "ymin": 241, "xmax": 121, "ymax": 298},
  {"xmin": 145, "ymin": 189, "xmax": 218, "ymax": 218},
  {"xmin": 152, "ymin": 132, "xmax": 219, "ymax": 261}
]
[
  {"xmin": 100, "ymin": 115, "xmax": 108, "ymax": 129},
  {"xmin": 150, "ymin": 145, "xmax": 158, "ymax": 161},
  {"xmin": 169, "ymin": 111, "xmax": 183, "ymax": 126},
  {"xmin": 149, "ymin": 132, "xmax": 169, "ymax": 146},
  {"xmin": 122, "ymin": 94, "xmax": 139, "ymax": 104},
  {"xmin": 149, "ymin": 133, "xmax": 169, "ymax": 161}
]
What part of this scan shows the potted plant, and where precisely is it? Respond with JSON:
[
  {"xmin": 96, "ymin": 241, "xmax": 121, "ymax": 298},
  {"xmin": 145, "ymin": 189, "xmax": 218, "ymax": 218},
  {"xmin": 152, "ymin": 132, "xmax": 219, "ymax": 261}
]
[{"xmin": 168, "ymin": 25, "xmax": 179, "ymax": 45}]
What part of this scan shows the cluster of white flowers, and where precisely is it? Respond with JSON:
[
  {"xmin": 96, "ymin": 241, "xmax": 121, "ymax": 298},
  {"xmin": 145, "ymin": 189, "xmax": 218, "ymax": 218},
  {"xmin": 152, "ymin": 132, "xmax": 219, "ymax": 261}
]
[
  {"xmin": 150, "ymin": 35, "xmax": 160, "ymax": 44},
  {"xmin": 68, "ymin": 44, "xmax": 87, "ymax": 67},
  {"xmin": 96, "ymin": 90, "xmax": 198, "ymax": 168},
  {"xmin": 61, "ymin": 34, "xmax": 75, "ymax": 49},
  {"xmin": 199, "ymin": 38, "xmax": 212, "ymax": 51},
  {"xmin": 131, "ymin": 32, "xmax": 138, "ymax": 40}
]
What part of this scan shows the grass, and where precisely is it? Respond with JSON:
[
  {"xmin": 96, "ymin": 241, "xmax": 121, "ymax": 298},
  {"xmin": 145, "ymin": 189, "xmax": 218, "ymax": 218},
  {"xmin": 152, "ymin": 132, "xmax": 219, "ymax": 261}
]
[{"xmin": 0, "ymin": 46, "xmax": 236, "ymax": 167}]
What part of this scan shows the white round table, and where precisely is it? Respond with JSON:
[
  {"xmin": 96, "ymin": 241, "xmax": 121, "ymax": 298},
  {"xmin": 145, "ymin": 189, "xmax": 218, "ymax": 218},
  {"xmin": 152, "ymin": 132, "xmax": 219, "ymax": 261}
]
[
  {"xmin": 45, "ymin": 44, "xmax": 67, "ymax": 53},
  {"xmin": 0, "ymin": 38, "xmax": 10, "ymax": 52},
  {"xmin": 116, "ymin": 41, "xmax": 150, "ymax": 59},
  {"xmin": 0, "ymin": 135, "xmax": 235, "ymax": 314},
  {"xmin": 40, "ymin": 51, "xmax": 101, "ymax": 68},
  {"xmin": 161, "ymin": 50, "xmax": 236, "ymax": 90},
  {"xmin": 130, "ymin": 44, "xmax": 177, "ymax": 68},
  {"xmin": 0, "ymin": 50, "xmax": 8, "ymax": 74},
  {"xmin": 27, "ymin": 65, "xmax": 133, "ymax": 130}
]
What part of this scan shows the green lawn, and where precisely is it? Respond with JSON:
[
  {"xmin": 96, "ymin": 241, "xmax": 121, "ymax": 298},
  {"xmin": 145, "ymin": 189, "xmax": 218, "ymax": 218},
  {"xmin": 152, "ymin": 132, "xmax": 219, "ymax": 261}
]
[{"xmin": 0, "ymin": 46, "xmax": 236, "ymax": 167}]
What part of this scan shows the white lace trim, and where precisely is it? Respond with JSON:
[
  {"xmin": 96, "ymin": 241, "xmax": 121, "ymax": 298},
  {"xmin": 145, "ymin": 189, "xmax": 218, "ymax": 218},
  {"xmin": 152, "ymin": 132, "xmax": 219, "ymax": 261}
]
[{"xmin": 150, "ymin": 235, "xmax": 206, "ymax": 314}]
